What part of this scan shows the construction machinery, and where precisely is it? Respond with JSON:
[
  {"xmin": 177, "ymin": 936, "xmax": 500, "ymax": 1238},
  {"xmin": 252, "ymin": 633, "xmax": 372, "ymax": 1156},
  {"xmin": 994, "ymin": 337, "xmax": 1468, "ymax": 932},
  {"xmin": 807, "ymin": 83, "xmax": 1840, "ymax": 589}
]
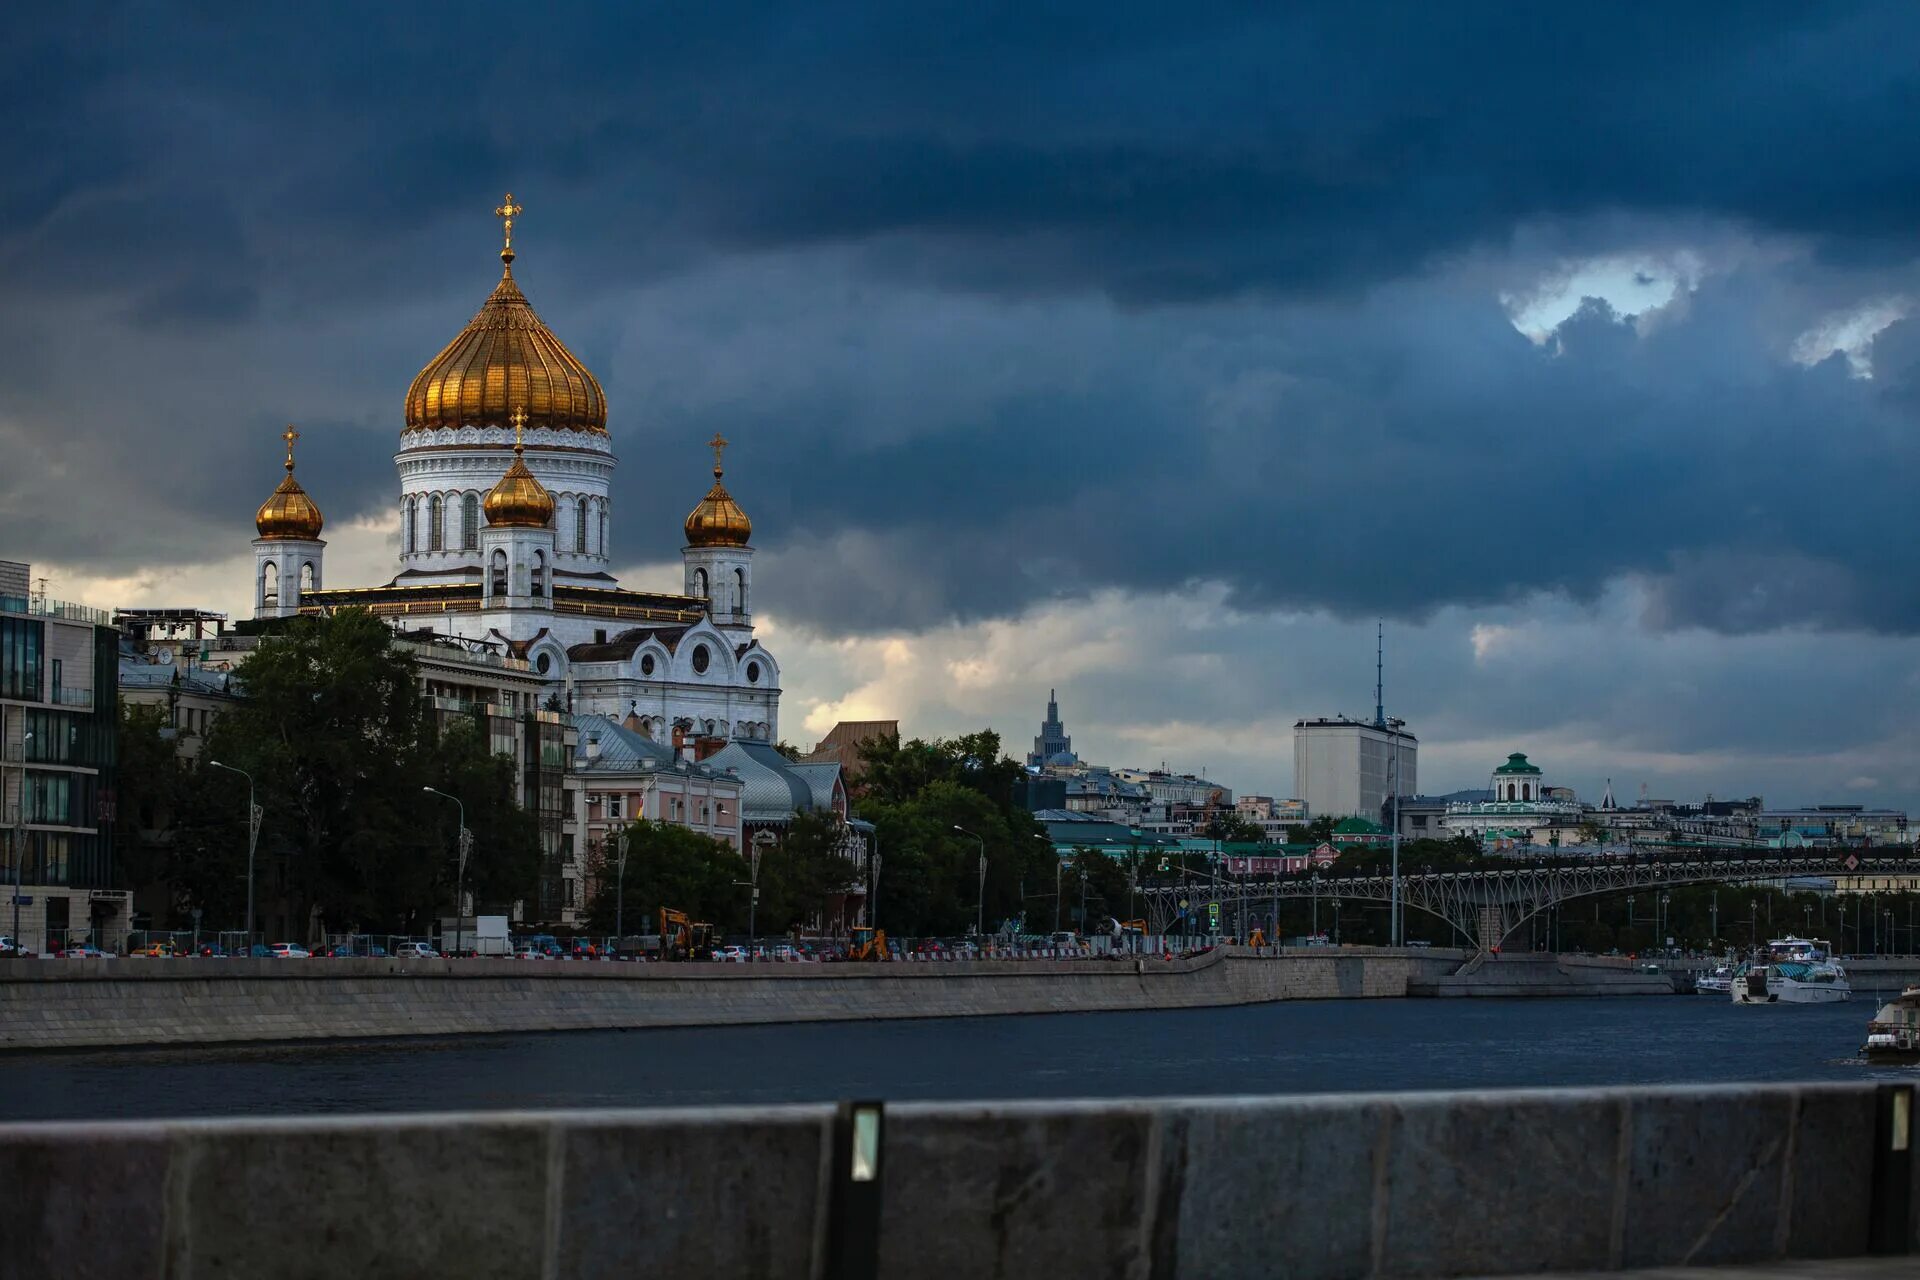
[
  {"xmin": 658, "ymin": 907, "xmax": 717, "ymax": 962},
  {"xmin": 847, "ymin": 926, "xmax": 889, "ymax": 961}
]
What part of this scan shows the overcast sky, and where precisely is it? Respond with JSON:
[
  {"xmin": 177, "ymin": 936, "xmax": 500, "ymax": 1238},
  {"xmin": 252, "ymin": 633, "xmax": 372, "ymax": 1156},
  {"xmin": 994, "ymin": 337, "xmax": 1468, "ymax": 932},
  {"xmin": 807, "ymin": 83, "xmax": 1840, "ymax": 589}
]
[{"xmin": 6, "ymin": 3, "xmax": 1920, "ymax": 807}]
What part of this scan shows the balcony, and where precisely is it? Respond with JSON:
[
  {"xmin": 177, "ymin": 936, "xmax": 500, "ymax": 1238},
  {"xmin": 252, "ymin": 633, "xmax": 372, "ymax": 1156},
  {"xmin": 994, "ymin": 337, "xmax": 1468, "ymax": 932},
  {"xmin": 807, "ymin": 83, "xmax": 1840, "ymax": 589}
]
[{"xmin": 50, "ymin": 687, "xmax": 94, "ymax": 709}]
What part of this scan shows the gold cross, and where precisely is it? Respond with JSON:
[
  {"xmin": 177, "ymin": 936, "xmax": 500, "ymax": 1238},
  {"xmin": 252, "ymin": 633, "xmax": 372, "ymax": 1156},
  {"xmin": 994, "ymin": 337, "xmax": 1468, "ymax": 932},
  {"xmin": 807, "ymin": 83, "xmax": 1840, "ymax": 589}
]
[
  {"xmin": 494, "ymin": 192, "xmax": 523, "ymax": 263},
  {"xmin": 511, "ymin": 406, "xmax": 528, "ymax": 450},
  {"xmin": 709, "ymin": 432, "xmax": 729, "ymax": 473},
  {"xmin": 282, "ymin": 425, "xmax": 300, "ymax": 471}
]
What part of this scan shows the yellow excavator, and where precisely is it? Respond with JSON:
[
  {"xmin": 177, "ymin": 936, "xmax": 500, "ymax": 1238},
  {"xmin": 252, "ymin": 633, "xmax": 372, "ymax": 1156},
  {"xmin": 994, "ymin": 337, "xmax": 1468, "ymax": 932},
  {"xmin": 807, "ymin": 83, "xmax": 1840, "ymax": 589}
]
[
  {"xmin": 659, "ymin": 907, "xmax": 717, "ymax": 961},
  {"xmin": 847, "ymin": 926, "xmax": 889, "ymax": 961}
]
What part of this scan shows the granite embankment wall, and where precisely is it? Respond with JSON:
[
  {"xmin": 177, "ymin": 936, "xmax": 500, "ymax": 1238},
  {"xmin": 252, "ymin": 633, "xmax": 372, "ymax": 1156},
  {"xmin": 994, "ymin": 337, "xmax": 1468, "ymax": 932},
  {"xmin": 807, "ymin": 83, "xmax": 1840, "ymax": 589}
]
[
  {"xmin": 0, "ymin": 947, "xmax": 1466, "ymax": 1051},
  {"xmin": 3, "ymin": 1082, "xmax": 1912, "ymax": 1279},
  {"xmin": 1410, "ymin": 952, "xmax": 1677, "ymax": 997}
]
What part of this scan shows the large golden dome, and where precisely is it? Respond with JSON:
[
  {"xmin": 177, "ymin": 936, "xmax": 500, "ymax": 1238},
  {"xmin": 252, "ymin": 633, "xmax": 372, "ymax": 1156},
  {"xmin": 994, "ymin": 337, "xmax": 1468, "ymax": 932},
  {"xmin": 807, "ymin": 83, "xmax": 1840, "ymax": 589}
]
[
  {"xmin": 403, "ymin": 195, "xmax": 607, "ymax": 434},
  {"xmin": 256, "ymin": 427, "xmax": 325, "ymax": 541},
  {"xmin": 684, "ymin": 433, "xmax": 752, "ymax": 548},
  {"xmin": 485, "ymin": 414, "xmax": 557, "ymax": 528}
]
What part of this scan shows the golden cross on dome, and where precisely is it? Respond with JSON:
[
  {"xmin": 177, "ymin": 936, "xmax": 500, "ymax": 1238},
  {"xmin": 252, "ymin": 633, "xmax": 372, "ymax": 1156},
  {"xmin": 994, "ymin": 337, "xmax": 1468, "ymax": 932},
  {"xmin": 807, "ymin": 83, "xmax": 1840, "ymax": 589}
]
[
  {"xmin": 282, "ymin": 425, "xmax": 300, "ymax": 472},
  {"xmin": 511, "ymin": 406, "xmax": 528, "ymax": 451},
  {"xmin": 708, "ymin": 432, "xmax": 729, "ymax": 475},
  {"xmin": 494, "ymin": 192, "xmax": 524, "ymax": 264}
]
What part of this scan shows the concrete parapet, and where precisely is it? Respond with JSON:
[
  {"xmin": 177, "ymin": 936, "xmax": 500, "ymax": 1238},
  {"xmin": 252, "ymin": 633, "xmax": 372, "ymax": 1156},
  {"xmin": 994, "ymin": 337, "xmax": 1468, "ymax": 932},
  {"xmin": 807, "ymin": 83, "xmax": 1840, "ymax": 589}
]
[
  {"xmin": 1410, "ymin": 953, "xmax": 1675, "ymax": 998},
  {"xmin": 0, "ymin": 947, "xmax": 1467, "ymax": 1051},
  {"xmin": 1, "ymin": 1081, "xmax": 1910, "ymax": 1278}
]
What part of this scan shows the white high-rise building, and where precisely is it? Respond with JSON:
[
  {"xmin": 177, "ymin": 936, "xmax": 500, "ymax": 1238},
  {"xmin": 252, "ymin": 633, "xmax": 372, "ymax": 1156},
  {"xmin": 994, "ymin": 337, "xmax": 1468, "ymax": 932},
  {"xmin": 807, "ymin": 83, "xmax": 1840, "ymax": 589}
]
[{"xmin": 1292, "ymin": 716, "xmax": 1417, "ymax": 819}]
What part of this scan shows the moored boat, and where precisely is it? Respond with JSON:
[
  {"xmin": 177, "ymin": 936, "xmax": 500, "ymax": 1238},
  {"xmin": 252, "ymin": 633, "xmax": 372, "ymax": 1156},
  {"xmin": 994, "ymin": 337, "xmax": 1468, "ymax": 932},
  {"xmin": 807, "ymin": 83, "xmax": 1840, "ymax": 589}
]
[
  {"xmin": 1863, "ymin": 986, "xmax": 1920, "ymax": 1061},
  {"xmin": 1731, "ymin": 937, "xmax": 1851, "ymax": 1005},
  {"xmin": 1696, "ymin": 965, "xmax": 1733, "ymax": 995}
]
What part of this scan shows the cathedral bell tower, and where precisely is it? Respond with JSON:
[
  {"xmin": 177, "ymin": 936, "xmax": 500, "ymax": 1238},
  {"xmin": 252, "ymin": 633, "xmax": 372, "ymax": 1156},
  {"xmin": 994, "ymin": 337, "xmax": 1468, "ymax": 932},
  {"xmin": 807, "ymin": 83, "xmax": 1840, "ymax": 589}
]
[
  {"xmin": 479, "ymin": 409, "xmax": 558, "ymax": 610},
  {"xmin": 252, "ymin": 426, "xmax": 325, "ymax": 619},
  {"xmin": 682, "ymin": 434, "xmax": 753, "ymax": 632}
]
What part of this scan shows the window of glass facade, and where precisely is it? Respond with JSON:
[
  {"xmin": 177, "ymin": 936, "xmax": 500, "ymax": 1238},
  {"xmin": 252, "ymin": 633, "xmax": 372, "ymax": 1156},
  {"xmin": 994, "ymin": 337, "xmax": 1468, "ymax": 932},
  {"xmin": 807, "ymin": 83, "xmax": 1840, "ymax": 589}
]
[{"xmin": 1, "ymin": 616, "xmax": 44, "ymax": 699}]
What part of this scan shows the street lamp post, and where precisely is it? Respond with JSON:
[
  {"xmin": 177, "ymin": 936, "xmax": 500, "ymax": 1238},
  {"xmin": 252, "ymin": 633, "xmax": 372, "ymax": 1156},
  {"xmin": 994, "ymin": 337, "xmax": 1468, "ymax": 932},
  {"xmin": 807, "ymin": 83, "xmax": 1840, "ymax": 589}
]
[
  {"xmin": 612, "ymin": 826, "xmax": 630, "ymax": 943},
  {"xmin": 954, "ymin": 825, "xmax": 986, "ymax": 936},
  {"xmin": 207, "ymin": 760, "xmax": 260, "ymax": 952},
  {"xmin": 740, "ymin": 830, "xmax": 773, "ymax": 953},
  {"xmin": 421, "ymin": 787, "xmax": 469, "ymax": 955},
  {"xmin": 9, "ymin": 723, "xmax": 32, "ymax": 949},
  {"xmin": 1388, "ymin": 717, "xmax": 1405, "ymax": 947}
]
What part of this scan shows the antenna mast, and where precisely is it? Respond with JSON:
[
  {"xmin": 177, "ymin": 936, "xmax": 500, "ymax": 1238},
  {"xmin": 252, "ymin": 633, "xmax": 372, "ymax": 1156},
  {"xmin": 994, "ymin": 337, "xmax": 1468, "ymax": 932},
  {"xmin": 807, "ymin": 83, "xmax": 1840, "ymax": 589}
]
[{"xmin": 1374, "ymin": 621, "xmax": 1385, "ymax": 727}]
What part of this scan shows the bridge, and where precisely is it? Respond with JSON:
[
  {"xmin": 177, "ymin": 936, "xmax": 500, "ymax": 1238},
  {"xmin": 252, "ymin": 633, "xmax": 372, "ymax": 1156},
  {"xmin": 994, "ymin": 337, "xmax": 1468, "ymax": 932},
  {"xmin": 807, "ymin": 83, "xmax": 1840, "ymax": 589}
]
[{"xmin": 1140, "ymin": 847, "xmax": 1920, "ymax": 950}]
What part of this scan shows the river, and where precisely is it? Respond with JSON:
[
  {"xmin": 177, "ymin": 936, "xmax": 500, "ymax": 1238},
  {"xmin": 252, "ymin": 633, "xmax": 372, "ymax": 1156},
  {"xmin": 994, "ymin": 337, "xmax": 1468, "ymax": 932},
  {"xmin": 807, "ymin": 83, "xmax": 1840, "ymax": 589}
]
[{"xmin": 3, "ymin": 995, "xmax": 1908, "ymax": 1122}]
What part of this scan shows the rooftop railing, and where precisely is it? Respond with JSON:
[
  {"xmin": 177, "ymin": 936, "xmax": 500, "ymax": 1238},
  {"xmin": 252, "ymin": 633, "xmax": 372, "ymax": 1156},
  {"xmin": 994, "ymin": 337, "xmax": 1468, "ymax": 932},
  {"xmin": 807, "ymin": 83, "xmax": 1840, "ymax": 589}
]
[{"xmin": 0, "ymin": 594, "xmax": 113, "ymax": 626}]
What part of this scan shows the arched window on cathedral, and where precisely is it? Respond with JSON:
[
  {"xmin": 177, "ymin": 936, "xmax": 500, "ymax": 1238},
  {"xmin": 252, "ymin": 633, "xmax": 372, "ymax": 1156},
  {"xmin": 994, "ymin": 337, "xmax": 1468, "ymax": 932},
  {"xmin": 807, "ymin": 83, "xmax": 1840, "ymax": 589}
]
[
  {"xmin": 490, "ymin": 549, "xmax": 508, "ymax": 599},
  {"xmin": 462, "ymin": 493, "xmax": 479, "ymax": 550},
  {"xmin": 693, "ymin": 568, "xmax": 708, "ymax": 598},
  {"xmin": 298, "ymin": 561, "xmax": 316, "ymax": 600},
  {"xmin": 576, "ymin": 499, "xmax": 588, "ymax": 553},
  {"xmin": 735, "ymin": 568, "xmax": 747, "ymax": 615},
  {"xmin": 403, "ymin": 499, "xmax": 415, "ymax": 554},
  {"xmin": 261, "ymin": 560, "xmax": 278, "ymax": 608},
  {"xmin": 532, "ymin": 550, "xmax": 547, "ymax": 598},
  {"xmin": 598, "ymin": 504, "xmax": 608, "ymax": 558},
  {"xmin": 429, "ymin": 495, "xmax": 444, "ymax": 552}
]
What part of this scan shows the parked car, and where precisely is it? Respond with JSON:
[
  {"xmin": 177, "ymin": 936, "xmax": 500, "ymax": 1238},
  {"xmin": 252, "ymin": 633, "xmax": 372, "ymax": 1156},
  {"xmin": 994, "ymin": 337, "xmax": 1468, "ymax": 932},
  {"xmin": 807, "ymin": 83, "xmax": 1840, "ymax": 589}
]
[
  {"xmin": 131, "ymin": 941, "xmax": 175, "ymax": 958},
  {"xmin": 714, "ymin": 944, "xmax": 750, "ymax": 962},
  {"xmin": 392, "ymin": 942, "xmax": 438, "ymax": 959},
  {"xmin": 195, "ymin": 943, "xmax": 229, "ymax": 958},
  {"xmin": 54, "ymin": 943, "xmax": 111, "ymax": 959},
  {"xmin": 513, "ymin": 946, "xmax": 550, "ymax": 960},
  {"xmin": 267, "ymin": 942, "xmax": 311, "ymax": 959}
]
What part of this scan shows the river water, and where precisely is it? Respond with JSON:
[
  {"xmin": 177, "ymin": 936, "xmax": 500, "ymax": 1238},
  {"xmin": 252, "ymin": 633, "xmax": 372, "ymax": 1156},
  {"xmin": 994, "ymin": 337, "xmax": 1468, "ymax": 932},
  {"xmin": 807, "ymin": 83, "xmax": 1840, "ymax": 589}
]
[{"xmin": 3, "ymin": 995, "xmax": 1910, "ymax": 1122}]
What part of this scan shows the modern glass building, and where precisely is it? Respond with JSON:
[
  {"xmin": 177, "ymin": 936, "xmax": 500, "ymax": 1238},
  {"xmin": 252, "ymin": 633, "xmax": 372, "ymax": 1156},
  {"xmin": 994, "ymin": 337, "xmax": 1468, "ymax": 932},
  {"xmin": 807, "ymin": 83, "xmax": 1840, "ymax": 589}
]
[{"xmin": 1, "ymin": 562, "xmax": 125, "ymax": 950}]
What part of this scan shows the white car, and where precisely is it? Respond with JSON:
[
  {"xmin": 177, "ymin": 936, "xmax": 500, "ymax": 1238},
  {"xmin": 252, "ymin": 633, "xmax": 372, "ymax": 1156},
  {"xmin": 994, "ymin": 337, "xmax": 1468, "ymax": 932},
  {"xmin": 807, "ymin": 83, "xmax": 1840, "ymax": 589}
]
[
  {"xmin": 514, "ymin": 947, "xmax": 550, "ymax": 960},
  {"xmin": 268, "ymin": 942, "xmax": 311, "ymax": 959},
  {"xmin": 393, "ymin": 942, "xmax": 438, "ymax": 959},
  {"xmin": 714, "ymin": 945, "xmax": 750, "ymax": 962}
]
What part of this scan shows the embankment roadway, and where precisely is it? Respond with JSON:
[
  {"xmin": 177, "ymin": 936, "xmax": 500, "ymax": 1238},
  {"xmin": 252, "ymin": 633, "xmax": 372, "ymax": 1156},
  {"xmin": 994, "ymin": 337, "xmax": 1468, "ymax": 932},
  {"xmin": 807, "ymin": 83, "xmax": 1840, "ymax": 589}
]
[{"xmin": 0, "ymin": 946, "xmax": 1468, "ymax": 1051}]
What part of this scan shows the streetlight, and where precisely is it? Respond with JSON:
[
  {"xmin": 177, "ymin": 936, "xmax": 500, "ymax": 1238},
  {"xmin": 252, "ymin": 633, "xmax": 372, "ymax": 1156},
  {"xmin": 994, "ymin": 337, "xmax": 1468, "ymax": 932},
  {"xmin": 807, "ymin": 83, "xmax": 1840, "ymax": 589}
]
[
  {"xmin": 611, "ymin": 826, "xmax": 630, "ymax": 943},
  {"xmin": 7, "ymin": 727, "xmax": 31, "ymax": 949},
  {"xmin": 1387, "ymin": 716, "xmax": 1405, "ymax": 947},
  {"xmin": 207, "ymin": 760, "xmax": 260, "ymax": 951},
  {"xmin": 421, "ymin": 787, "xmax": 469, "ymax": 955},
  {"xmin": 739, "ymin": 830, "xmax": 774, "ymax": 953},
  {"xmin": 954, "ymin": 825, "xmax": 986, "ymax": 936}
]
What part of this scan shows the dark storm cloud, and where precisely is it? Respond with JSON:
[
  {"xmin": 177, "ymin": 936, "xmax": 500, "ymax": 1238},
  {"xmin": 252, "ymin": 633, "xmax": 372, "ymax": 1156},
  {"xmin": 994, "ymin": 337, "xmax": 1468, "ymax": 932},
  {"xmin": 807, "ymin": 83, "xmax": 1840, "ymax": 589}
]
[{"xmin": 4, "ymin": 1, "xmax": 1920, "ymax": 640}]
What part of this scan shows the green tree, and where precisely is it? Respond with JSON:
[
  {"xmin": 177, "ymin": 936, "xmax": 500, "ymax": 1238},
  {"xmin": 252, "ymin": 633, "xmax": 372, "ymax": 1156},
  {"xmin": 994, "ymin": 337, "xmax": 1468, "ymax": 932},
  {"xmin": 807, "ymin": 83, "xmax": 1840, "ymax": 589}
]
[
  {"xmin": 1203, "ymin": 813, "xmax": 1265, "ymax": 843},
  {"xmin": 586, "ymin": 819, "xmax": 747, "ymax": 933},
  {"xmin": 114, "ymin": 701, "xmax": 182, "ymax": 897},
  {"xmin": 174, "ymin": 609, "xmax": 538, "ymax": 937},
  {"xmin": 758, "ymin": 807, "xmax": 859, "ymax": 934}
]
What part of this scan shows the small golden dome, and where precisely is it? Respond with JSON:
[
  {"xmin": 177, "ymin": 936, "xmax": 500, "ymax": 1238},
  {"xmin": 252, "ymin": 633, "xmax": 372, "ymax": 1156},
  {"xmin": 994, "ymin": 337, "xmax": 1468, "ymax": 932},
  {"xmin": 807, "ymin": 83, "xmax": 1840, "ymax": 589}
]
[
  {"xmin": 684, "ymin": 433, "xmax": 752, "ymax": 548},
  {"xmin": 484, "ymin": 411, "xmax": 557, "ymax": 528},
  {"xmin": 255, "ymin": 427, "xmax": 325, "ymax": 541},
  {"xmin": 403, "ymin": 194, "xmax": 607, "ymax": 434}
]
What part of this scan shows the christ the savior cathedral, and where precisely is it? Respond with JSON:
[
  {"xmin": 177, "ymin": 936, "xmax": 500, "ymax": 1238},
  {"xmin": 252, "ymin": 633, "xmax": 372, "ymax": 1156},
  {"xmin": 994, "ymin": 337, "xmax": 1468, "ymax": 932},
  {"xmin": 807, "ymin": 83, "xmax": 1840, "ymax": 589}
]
[{"xmin": 248, "ymin": 196, "xmax": 782, "ymax": 747}]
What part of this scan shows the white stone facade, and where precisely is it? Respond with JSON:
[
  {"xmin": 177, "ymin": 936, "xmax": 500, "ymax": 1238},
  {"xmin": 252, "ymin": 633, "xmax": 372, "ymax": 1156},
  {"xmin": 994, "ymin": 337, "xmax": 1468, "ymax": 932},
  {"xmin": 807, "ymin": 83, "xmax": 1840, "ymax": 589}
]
[
  {"xmin": 252, "ymin": 537, "xmax": 324, "ymax": 619},
  {"xmin": 395, "ymin": 426, "xmax": 615, "ymax": 582}
]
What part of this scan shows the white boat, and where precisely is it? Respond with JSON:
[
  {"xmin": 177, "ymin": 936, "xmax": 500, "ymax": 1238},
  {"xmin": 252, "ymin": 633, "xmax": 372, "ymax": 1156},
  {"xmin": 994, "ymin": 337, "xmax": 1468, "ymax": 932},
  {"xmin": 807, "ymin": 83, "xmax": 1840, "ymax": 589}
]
[
  {"xmin": 1732, "ymin": 937, "xmax": 1851, "ymax": 1004},
  {"xmin": 1696, "ymin": 965, "xmax": 1733, "ymax": 995},
  {"xmin": 1863, "ymin": 986, "xmax": 1920, "ymax": 1061}
]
